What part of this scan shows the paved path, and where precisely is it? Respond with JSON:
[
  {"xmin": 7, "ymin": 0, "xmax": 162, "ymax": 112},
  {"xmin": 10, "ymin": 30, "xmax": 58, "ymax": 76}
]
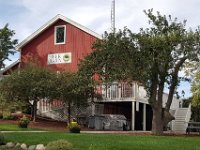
[
  {"xmin": 1, "ymin": 130, "xmax": 187, "ymax": 135},
  {"xmin": 1, "ymin": 130, "xmax": 150, "ymax": 134},
  {"xmin": 81, "ymin": 130, "xmax": 188, "ymax": 135},
  {"xmin": 81, "ymin": 130, "xmax": 151, "ymax": 134},
  {"xmin": 1, "ymin": 131, "xmax": 48, "ymax": 133}
]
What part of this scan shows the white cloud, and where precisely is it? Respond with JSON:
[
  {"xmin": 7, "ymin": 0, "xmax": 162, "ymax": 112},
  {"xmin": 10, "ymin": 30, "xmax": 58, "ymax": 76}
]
[{"xmin": 2, "ymin": 0, "xmax": 200, "ymax": 41}]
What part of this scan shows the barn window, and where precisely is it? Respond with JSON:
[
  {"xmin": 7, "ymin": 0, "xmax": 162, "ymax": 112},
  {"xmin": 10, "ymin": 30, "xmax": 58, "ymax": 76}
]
[{"xmin": 54, "ymin": 25, "xmax": 66, "ymax": 44}]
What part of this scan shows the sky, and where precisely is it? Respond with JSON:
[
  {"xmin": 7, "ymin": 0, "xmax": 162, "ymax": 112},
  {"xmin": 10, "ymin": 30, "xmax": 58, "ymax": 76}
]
[{"xmin": 1, "ymin": 0, "xmax": 198, "ymax": 98}]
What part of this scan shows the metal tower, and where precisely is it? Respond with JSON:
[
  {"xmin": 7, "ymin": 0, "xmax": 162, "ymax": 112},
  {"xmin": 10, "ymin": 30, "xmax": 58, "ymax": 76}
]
[{"xmin": 111, "ymin": 0, "xmax": 115, "ymax": 32}]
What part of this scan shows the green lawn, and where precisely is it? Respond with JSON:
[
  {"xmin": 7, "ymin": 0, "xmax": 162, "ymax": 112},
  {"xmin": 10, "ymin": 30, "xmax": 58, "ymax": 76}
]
[
  {"xmin": 0, "ymin": 124, "xmax": 42, "ymax": 131},
  {"xmin": 2, "ymin": 132, "xmax": 200, "ymax": 150}
]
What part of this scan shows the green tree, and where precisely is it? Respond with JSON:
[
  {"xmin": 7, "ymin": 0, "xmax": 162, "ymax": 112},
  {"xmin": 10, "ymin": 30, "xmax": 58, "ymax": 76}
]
[
  {"xmin": 183, "ymin": 97, "xmax": 200, "ymax": 122},
  {"xmin": 0, "ymin": 92, "xmax": 7, "ymax": 114},
  {"xmin": 0, "ymin": 63, "xmax": 56, "ymax": 122},
  {"xmin": 191, "ymin": 72, "xmax": 200, "ymax": 106},
  {"xmin": 191, "ymin": 71, "xmax": 200, "ymax": 122},
  {"xmin": 0, "ymin": 92, "xmax": 26, "ymax": 115},
  {"xmin": 0, "ymin": 24, "xmax": 18, "ymax": 69},
  {"xmin": 79, "ymin": 9, "xmax": 200, "ymax": 134},
  {"xmin": 55, "ymin": 71, "xmax": 97, "ymax": 123},
  {"xmin": 55, "ymin": 71, "xmax": 76, "ymax": 122}
]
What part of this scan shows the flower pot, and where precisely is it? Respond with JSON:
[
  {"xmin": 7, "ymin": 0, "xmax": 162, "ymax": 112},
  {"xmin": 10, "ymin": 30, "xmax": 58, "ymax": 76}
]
[
  {"xmin": 19, "ymin": 124, "xmax": 28, "ymax": 128},
  {"xmin": 69, "ymin": 127, "xmax": 81, "ymax": 133}
]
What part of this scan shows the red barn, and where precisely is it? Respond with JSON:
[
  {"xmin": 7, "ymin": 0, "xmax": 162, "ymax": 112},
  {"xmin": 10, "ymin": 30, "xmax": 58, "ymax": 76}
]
[
  {"xmin": 1, "ymin": 14, "xmax": 103, "ymax": 123},
  {"xmin": 1, "ymin": 15, "xmax": 184, "ymax": 132},
  {"xmin": 17, "ymin": 14, "xmax": 101, "ymax": 72},
  {"xmin": 14, "ymin": 14, "xmax": 102, "ymax": 122}
]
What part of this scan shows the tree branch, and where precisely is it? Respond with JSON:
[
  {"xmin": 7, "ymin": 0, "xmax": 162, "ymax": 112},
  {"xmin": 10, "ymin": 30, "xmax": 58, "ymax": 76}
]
[{"xmin": 165, "ymin": 56, "xmax": 188, "ymax": 111}]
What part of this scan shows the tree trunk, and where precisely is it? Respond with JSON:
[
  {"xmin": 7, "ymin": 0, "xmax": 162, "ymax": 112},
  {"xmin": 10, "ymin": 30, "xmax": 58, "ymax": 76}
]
[
  {"xmin": 149, "ymin": 66, "xmax": 164, "ymax": 135},
  {"xmin": 163, "ymin": 110, "xmax": 175, "ymax": 127},
  {"xmin": 32, "ymin": 101, "xmax": 37, "ymax": 122},
  {"xmin": 29, "ymin": 102, "xmax": 33, "ymax": 119},
  {"xmin": 68, "ymin": 101, "xmax": 71, "ymax": 124},
  {"xmin": 152, "ymin": 106, "xmax": 164, "ymax": 135}
]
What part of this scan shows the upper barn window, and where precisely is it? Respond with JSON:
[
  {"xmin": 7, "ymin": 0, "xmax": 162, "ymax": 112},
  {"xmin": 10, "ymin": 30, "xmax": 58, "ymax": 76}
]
[{"xmin": 54, "ymin": 25, "xmax": 66, "ymax": 44}]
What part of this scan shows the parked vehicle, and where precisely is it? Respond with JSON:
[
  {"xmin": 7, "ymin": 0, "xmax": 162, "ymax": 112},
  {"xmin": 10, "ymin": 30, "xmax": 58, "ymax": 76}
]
[{"xmin": 88, "ymin": 114, "xmax": 130, "ymax": 131}]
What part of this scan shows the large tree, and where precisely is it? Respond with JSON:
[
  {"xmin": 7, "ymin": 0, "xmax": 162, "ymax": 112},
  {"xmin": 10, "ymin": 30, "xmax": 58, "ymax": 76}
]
[
  {"xmin": 0, "ymin": 63, "xmax": 56, "ymax": 122},
  {"xmin": 78, "ymin": 9, "xmax": 200, "ymax": 134},
  {"xmin": 0, "ymin": 24, "xmax": 18, "ymax": 69},
  {"xmin": 55, "ymin": 71, "xmax": 97, "ymax": 123}
]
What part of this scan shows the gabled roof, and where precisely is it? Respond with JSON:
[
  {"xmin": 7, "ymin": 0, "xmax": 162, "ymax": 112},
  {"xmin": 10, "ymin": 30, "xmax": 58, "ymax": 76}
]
[
  {"xmin": 16, "ymin": 14, "xmax": 102, "ymax": 50},
  {"xmin": 0, "ymin": 59, "xmax": 20, "ymax": 75}
]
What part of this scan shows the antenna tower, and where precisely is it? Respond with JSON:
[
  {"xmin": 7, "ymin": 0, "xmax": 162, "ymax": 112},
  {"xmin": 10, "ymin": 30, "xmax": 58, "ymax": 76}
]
[{"xmin": 111, "ymin": 0, "xmax": 115, "ymax": 32}]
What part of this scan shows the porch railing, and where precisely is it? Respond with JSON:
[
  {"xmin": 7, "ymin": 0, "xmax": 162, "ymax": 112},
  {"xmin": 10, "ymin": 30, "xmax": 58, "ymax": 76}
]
[
  {"xmin": 102, "ymin": 82, "xmax": 137, "ymax": 100},
  {"xmin": 185, "ymin": 103, "xmax": 192, "ymax": 129}
]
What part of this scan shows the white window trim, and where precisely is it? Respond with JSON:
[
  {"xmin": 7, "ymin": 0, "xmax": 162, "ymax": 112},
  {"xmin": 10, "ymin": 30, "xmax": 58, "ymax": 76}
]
[{"xmin": 54, "ymin": 25, "xmax": 66, "ymax": 45}]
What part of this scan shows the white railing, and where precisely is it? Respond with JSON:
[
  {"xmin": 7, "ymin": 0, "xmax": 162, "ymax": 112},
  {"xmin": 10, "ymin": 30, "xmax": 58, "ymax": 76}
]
[
  {"xmin": 171, "ymin": 104, "xmax": 192, "ymax": 131},
  {"xmin": 185, "ymin": 103, "xmax": 192, "ymax": 129},
  {"xmin": 102, "ymin": 82, "xmax": 137, "ymax": 101}
]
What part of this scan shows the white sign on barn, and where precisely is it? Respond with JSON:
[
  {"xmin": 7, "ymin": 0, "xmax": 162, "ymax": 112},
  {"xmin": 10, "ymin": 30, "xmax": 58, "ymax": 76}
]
[{"xmin": 47, "ymin": 52, "xmax": 72, "ymax": 64}]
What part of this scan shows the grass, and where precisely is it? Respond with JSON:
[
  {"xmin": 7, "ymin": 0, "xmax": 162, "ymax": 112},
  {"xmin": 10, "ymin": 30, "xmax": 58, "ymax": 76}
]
[
  {"xmin": 1, "ymin": 132, "xmax": 200, "ymax": 150},
  {"xmin": 0, "ymin": 124, "xmax": 42, "ymax": 131}
]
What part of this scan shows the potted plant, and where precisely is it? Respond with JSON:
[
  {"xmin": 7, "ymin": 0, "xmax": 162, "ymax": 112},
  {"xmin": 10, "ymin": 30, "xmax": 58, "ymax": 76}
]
[
  {"xmin": 68, "ymin": 119, "xmax": 81, "ymax": 133},
  {"xmin": 18, "ymin": 115, "xmax": 30, "ymax": 128}
]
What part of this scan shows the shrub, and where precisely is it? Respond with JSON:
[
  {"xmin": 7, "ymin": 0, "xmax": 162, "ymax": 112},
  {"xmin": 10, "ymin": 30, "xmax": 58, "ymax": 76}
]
[
  {"xmin": 2, "ymin": 112, "xmax": 15, "ymax": 120},
  {"xmin": 0, "ymin": 132, "xmax": 5, "ymax": 145},
  {"xmin": 18, "ymin": 115, "xmax": 30, "ymax": 128},
  {"xmin": 11, "ymin": 113, "xmax": 32, "ymax": 121},
  {"xmin": 3, "ymin": 115, "xmax": 15, "ymax": 120},
  {"xmin": 68, "ymin": 122, "xmax": 81, "ymax": 133},
  {"xmin": 46, "ymin": 139, "xmax": 73, "ymax": 150}
]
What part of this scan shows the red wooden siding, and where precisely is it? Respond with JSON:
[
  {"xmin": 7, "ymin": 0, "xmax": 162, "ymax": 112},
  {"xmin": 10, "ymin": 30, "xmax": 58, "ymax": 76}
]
[{"xmin": 21, "ymin": 19, "xmax": 97, "ymax": 72}]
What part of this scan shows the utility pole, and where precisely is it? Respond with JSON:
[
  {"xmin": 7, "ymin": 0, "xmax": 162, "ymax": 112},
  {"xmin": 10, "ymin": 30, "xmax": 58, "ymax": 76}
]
[{"xmin": 111, "ymin": 0, "xmax": 115, "ymax": 33}]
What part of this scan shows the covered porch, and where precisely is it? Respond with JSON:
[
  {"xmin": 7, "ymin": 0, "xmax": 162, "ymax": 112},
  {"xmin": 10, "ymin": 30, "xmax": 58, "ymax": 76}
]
[{"xmin": 97, "ymin": 101, "xmax": 153, "ymax": 131}]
